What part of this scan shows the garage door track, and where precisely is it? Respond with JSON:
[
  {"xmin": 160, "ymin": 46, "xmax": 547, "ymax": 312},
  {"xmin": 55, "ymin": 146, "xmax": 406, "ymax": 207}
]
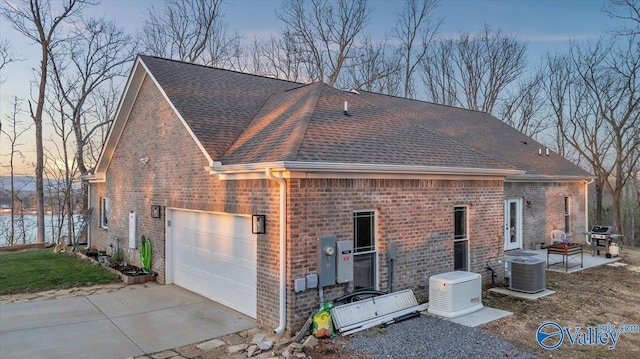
[{"xmin": 0, "ymin": 285, "xmax": 255, "ymax": 359}]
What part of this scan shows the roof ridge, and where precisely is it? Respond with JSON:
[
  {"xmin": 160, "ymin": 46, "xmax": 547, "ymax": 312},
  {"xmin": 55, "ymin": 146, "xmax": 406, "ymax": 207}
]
[
  {"xmin": 281, "ymin": 82, "xmax": 324, "ymax": 161},
  {"xmin": 357, "ymin": 89, "xmax": 492, "ymax": 115},
  {"xmin": 216, "ymin": 83, "xmax": 314, "ymax": 158},
  {"xmin": 138, "ymin": 54, "xmax": 304, "ymax": 86}
]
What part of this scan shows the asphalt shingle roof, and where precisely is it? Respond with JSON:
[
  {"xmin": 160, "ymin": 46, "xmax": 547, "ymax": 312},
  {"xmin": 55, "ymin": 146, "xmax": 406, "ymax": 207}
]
[
  {"xmin": 140, "ymin": 55, "xmax": 300, "ymax": 160},
  {"xmin": 356, "ymin": 91, "xmax": 592, "ymax": 177},
  {"xmin": 139, "ymin": 55, "xmax": 591, "ymax": 177}
]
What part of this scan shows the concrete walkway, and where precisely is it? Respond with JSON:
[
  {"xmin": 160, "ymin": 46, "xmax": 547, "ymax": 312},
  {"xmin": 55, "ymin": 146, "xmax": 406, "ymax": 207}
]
[{"xmin": 0, "ymin": 285, "xmax": 255, "ymax": 359}]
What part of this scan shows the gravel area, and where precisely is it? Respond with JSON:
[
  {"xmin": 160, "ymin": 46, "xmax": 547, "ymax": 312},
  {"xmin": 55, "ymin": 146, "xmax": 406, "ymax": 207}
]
[{"xmin": 344, "ymin": 314, "xmax": 540, "ymax": 359}]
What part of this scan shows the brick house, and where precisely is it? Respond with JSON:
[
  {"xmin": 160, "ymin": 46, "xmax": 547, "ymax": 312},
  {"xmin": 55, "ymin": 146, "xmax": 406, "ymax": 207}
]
[{"xmin": 85, "ymin": 55, "xmax": 593, "ymax": 333}]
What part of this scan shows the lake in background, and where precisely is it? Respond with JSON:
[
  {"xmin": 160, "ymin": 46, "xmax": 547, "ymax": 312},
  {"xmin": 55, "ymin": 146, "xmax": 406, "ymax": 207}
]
[{"xmin": 0, "ymin": 214, "xmax": 83, "ymax": 246}]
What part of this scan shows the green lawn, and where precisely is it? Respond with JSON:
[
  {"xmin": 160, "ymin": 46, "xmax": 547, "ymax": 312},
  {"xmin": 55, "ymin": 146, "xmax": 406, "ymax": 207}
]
[{"xmin": 0, "ymin": 248, "xmax": 119, "ymax": 295}]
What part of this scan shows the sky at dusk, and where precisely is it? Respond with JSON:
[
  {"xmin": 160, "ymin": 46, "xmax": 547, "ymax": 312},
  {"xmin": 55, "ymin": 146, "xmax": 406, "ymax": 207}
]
[{"xmin": 0, "ymin": 0, "xmax": 619, "ymax": 176}]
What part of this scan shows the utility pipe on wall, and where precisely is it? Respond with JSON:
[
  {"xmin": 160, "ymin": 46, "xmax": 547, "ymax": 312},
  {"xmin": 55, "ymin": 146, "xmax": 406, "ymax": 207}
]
[
  {"xmin": 86, "ymin": 183, "xmax": 91, "ymax": 249},
  {"xmin": 265, "ymin": 168, "xmax": 287, "ymax": 334},
  {"xmin": 584, "ymin": 179, "xmax": 595, "ymax": 244}
]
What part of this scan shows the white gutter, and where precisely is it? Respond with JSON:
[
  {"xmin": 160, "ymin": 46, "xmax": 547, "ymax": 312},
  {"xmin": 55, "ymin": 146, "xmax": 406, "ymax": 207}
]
[
  {"xmin": 265, "ymin": 167, "xmax": 287, "ymax": 334},
  {"xmin": 584, "ymin": 178, "xmax": 595, "ymax": 244},
  {"xmin": 506, "ymin": 174, "xmax": 597, "ymax": 183},
  {"xmin": 211, "ymin": 161, "xmax": 523, "ymax": 177}
]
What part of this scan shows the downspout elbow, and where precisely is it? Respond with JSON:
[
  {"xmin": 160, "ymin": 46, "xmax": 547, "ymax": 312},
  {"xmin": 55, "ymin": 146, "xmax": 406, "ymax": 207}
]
[{"xmin": 265, "ymin": 168, "xmax": 287, "ymax": 334}]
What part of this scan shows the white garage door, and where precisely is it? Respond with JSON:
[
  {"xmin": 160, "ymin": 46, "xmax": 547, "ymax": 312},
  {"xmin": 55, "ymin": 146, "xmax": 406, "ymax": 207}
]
[{"xmin": 167, "ymin": 209, "xmax": 257, "ymax": 318}]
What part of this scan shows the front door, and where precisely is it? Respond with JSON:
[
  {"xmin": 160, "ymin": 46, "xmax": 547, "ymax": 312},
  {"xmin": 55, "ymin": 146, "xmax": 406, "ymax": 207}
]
[{"xmin": 504, "ymin": 198, "xmax": 523, "ymax": 251}]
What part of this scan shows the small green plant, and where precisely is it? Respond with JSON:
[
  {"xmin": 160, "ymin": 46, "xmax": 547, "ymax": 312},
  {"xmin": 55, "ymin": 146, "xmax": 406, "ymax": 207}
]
[
  {"xmin": 111, "ymin": 250, "xmax": 125, "ymax": 265},
  {"xmin": 140, "ymin": 236, "xmax": 152, "ymax": 272}
]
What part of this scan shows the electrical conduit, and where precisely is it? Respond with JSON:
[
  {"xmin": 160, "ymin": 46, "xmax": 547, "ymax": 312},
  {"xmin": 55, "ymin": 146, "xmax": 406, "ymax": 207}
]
[
  {"xmin": 265, "ymin": 168, "xmax": 287, "ymax": 334},
  {"xmin": 584, "ymin": 179, "xmax": 595, "ymax": 245}
]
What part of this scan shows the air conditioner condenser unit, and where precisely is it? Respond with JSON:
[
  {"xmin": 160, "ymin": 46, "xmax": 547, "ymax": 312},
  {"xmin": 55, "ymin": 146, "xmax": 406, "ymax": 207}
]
[{"xmin": 508, "ymin": 257, "xmax": 545, "ymax": 293}]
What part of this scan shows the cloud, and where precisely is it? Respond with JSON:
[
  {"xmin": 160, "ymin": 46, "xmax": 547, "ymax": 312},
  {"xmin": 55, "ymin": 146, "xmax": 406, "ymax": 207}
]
[{"xmin": 517, "ymin": 33, "xmax": 602, "ymax": 42}]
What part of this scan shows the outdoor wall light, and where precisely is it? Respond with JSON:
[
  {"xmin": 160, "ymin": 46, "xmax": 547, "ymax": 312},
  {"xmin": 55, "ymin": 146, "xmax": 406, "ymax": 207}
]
[
  {"xmin": 151, "ymin": 205, "xmax": 161, "ymax": 218},
  {"xmin": 526, "ymin": 200, "xmax": 532, "ymax": 208},
  {"xmin": 252, "ymin": 214, "xmax": 266, "ymax": 234}
]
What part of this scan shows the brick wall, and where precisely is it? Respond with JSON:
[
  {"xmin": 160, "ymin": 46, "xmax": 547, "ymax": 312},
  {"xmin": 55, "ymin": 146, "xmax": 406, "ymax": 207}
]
[
  {"xmin": 285, "ymin": 178, "xmax": 505, "ymax": 331},
  {"xmin": 87, "ymin": 74, "xmax": 529, "ymax": 334},
  {"xmin": 505, "ymin": 182, "xmax": 587, "ymax": 249},
  {"xmin": 88, "ymin": 76, "xmax": 282, "ymax": 329}
]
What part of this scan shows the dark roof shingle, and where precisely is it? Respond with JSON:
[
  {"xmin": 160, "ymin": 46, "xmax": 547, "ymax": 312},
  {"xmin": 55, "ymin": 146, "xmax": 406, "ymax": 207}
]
[{"xmin": 140, "ymin": 55, "xmax": 591, "ymax": 177}]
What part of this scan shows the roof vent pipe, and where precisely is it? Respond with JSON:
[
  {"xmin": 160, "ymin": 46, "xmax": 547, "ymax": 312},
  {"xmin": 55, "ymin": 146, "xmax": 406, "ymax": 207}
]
[
  {"xmin": 538, "ymin": 148, "xmax": 542, "ymax": 156},
  {"xmin": 343, "ymin": 101, "xmax": 350, "ymax": 116},
  {"xmin": 546, "ymin": 148, "xmax": 550, "ymax": 156}
]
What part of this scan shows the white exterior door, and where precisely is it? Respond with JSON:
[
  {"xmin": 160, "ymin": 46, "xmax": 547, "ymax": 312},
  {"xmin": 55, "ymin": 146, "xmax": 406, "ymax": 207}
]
[
  {"xmin": 166, "ymin": 209, "xmax": 257, "ymax": 318},
  {"xmin": 504, "ymin": 199, "xmax": 523, "ymax": 251}
]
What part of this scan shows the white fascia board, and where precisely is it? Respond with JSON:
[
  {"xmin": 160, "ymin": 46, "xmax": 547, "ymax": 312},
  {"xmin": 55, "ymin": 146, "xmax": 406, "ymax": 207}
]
[
  {"xmin": 208, "ymin": 161, "xmax": 523, "ymax": 179},
  {"xmin": 139, "ymin": 59, "xmax": 214, "ymax": 166},
  {"xmin": 506, "ymin": 174, "xmax": 596, "ymax": 183}
]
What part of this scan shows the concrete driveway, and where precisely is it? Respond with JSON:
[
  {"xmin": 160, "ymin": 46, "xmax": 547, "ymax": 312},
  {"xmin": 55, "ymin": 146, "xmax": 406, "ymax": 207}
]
[{"xmin": 0, "ymin": 285, "xmax": 255, "ymax": 359}]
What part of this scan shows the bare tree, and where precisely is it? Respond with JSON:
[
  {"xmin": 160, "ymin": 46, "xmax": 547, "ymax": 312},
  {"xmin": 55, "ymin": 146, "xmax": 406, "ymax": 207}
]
[
  {"xmin": 49, "ymin": 17, "xmax": 134, "ymax": 238},
  {"xmin": 544, "ymin": 38, "xmax": 640, "ymax": 235},
  {"xmin": 0, "ymin": 97, "xmax": 32, "ymax": 245},
  {"xmin": 343, "ymin": 37, "xmax": 402, "ymax": 95},
  {"xmin": 249, "ymin": 30, "xmax": 309, "ymax": 82},
  {"xmin": 420, "ymin": 38, "xmax": 458, "ymax": 106},
  {"xmin": 277, "ymin": 0, "xmax": 371, "ymax": 86},
  {"xmin": 421, "ymin": 25, "xmax": 527, "ymax": 114},
  {"xmin": 84, "ymin": 84, "xmax": 119, "ymax": 169},
  {"xmin": 0, "ymin": 39, "xmax": 21, "ymax": 84},
  {"xmin": 498, "ymin": 71, "xmax": 550, "ymax": 139},
  {"xmin": 544, "ymin": 51, "xmax": 610, "ymax": 222},
  {"xmin": 140, "ymin": 0, "xmax": 241, "ymax": 67},
  {"xmin": 604, "ymin": 0, "xmax": 640, "ymax": 36},
  {"xmin": 394, "ymin": 0, "xmax": 441, "ymax": 98},
  {"xmin": 43, "ymin": 97, "xmax": 73, "ymax": 244},
  {"xmin": 1, "ymin": 0, "xmax": 88, "ymax": 243}
]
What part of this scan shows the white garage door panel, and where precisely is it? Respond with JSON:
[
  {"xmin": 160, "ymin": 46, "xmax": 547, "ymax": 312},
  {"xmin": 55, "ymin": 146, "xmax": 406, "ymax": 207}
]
[{"xmin": 169, "ymin": 210, "xmax": 257, "ymax": 318}]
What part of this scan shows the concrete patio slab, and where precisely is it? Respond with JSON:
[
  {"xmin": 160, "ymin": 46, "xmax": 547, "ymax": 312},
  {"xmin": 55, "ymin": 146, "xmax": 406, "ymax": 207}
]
[
  {"xmin": 0, "ymin": 318, "xmax": 144, "ymax": 359},
  {"xmin": 520, "ymin": 249, "xmax": 620, "ymax": 273},
  {"xmin": 448, "ymin": 307, "xmax": 513, "ymax": 327},
  {"xmin": 489, "ymin": 287, "xmax": 556, "ymax": 300},
  {"xmin": 87, "ymin": 284, "xmax": 204, "ymax": 318},
  {"xmin": 423, "ymin": 305, "xmax": 513, "ymax": 328},
  {"xmin": 0, "ymin": 296, "xmax": 103, "ymax": 332},
  {"xmin": 0, "ymin": 285, "xmax": 255, "ymax": 359},
  {"xmin": 111, "ymin": 300, "xmax": 255, "ymax": 354}
]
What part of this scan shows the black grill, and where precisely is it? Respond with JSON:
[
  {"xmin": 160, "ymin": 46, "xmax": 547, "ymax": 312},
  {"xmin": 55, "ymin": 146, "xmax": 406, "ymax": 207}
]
[
  {"xmin": 590, "ymin": 225, "xmax": 616, "ymax": 255},
  {"xmin": 591, "ymin": 225, "xmax": 614, "ymax": 238}
]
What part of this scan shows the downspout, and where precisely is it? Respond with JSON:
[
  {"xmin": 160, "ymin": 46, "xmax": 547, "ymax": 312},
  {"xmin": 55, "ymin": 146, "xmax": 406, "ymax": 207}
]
[
  {"xmin": 584, "ymin": 179, "xmax": 595, "ymax": 244},
  {"xmin": 86, "ymin": 182, "xmax": 91, "ymax": 249},
  {"xmin": 265, "ymin": 168, "xmax": 287, "ymax": 334}
]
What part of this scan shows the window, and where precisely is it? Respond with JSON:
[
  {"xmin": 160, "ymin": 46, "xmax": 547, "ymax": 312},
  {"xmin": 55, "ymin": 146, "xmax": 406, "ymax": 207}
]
[
  {"xmin": 100, "ymin": 197, "xmax": 111, "ymax": 228},
  {"xmin": 454, "ymin": 206, "xmax": 469, "ymax": 271},
  {"xmin": 564, "ymin": 196, "xmax": 571, "ymax": 234},
  {"xmin": 353, "ymin": 211, "xmax": 376, "ymax": 291}
]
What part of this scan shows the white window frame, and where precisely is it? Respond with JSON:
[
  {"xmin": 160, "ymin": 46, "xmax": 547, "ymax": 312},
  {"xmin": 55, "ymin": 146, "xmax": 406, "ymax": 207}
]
[
  {"xmin": 564, "ymin": 196, "xmax": 572, "ymax": 234},
  {"xmin": 453, "ymin": 205, "xmax": 470, "ymax": 271},
  {"xmin": 353, "ymin": 210, "xmax": 378, "ymax": 291},
  {"xmin": 100, "ymin": 197, "xmax": 111, "ymax": 229}
]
